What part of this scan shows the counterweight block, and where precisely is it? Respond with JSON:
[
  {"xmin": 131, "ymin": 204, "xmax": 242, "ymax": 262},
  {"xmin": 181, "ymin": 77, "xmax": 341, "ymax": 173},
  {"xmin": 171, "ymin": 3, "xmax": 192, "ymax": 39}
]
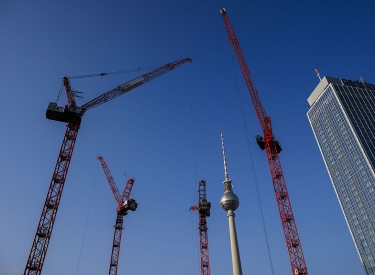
[
  {"xmin": 46, "ymin": 102, "xmax": 85, "ymax": 123},
  {"xmin": 198, "ymin": 199, "xmax": 211, "ymax": 217},
  {"xmin": 117, "ymin": 198, "xmax": 137, "ymax": 215}
]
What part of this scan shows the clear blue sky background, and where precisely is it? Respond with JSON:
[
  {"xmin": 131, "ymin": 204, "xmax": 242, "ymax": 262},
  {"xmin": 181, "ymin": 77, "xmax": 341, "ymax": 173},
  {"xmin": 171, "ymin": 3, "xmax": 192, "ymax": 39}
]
[{"xmin": 1, "ymin": 0, "xmax": 374, "ymax": 274}]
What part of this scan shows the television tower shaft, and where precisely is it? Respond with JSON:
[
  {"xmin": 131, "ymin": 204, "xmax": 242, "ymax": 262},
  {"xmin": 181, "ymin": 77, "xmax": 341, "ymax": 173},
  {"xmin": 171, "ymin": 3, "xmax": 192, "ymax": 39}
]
[
  {"xmin": 220, "ymin": 8, "xmax": 307, "ymax": 275},
  {"xmin": 220, "ymin": 133, "xmax": 242, "ymax": 275},
  {"xmin": 190, "ymin": 180, "xmax": 211, "ymax": 275}
]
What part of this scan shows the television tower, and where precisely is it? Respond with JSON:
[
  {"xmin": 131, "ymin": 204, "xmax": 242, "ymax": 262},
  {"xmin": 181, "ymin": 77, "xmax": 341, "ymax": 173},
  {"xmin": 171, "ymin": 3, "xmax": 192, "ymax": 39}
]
[{"xmin": 219, "ymin": 132, "xmax": 242, "ymax": 275}]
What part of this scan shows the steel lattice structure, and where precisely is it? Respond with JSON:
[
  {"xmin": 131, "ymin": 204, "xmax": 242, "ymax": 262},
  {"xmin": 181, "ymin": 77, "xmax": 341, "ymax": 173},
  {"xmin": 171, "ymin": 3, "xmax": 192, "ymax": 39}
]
[
  {"xmin": 190, "ymin": 180, "xmax": 211, "ymax": 275},
  {"xmin": 25, "ymin": 120, "xmax": 80, "ymax": 273},
  {"xmin": 220, "ymin": 8, "xmax": 307, "ymax": 275},
  {"xmin": 98, "ymin": 156, "xmax": 136, "ymax": 275},
  {"xmin": 24, "ymin": 58, "xmax": 192, "ymax": 275},
  {"xmin": 110, "ymin": 213, "xmax": 125, "ymax": 274}
]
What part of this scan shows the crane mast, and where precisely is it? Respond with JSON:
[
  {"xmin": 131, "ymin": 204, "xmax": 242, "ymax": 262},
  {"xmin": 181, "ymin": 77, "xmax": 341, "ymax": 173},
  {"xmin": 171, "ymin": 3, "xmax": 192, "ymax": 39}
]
[
  {"xmin": 24, "ymin": 57, "xmax": 192, "ymax": 275},
  {"xmin": 24, "ymin": 77, "xmax": 82, "ymax": 275},
  {"xmin": 220, "ymin": 8, "xmax": 307, "ymax": 275},
  {"xmin": 98, "ymin": 156, "xmax": 137, "ymax": 275},
  {"xmin": 108, "ymin": 179, "xmax": 136, "ymax": 275},
  {"xmin": 190, "ymin": 180, "xmax": 211, "ymax": 275}
]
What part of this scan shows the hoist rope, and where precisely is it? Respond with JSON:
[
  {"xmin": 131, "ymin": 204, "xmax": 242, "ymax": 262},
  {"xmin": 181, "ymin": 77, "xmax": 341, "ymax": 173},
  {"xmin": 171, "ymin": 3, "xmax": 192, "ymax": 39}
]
[
  {"xmin": 189, "ymin": 61, "xmax": 199, "ymax": 275},
  {"xmin": 227, "ymin": 39, "xmax": 275, "ymax": 275},
  {"xmin": 190, "ymin": 63, "xmax": 198, "ymax": 186},
  {"xmin": 67, "ymin": 64, "xmax": 161, "ymax": 79},
  {"xmin": 75, "ymin": 161, "xmax": 99, "ymax": 275},
  {"xmin": 55, "ymin": 82, "xmax": 64, "ymax": 104},
  {"xmin": 106, "ymin": 159, "xmax": 126, "ymax": 176},
  {"xmin": 57, "ymin": 64, "xmax": 163, "ymax": 105}
]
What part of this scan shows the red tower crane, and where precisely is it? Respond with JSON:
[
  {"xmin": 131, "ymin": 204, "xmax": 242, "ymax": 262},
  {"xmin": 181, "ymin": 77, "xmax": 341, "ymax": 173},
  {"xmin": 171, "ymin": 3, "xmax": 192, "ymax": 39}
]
[
  {"xmin": 98, "ymin": 156, "xmax": 137, "ymax": 275},
  {"xmin": 190, "ymin": 180, "xmax": 211, "ymax": 275},
  {"xmin": 220, "ymin": 8, "xmax": 308, "ymax": 275},
  {"xmin": 24, "ymin": 57, "xmax": 192, "ymax": 275}
]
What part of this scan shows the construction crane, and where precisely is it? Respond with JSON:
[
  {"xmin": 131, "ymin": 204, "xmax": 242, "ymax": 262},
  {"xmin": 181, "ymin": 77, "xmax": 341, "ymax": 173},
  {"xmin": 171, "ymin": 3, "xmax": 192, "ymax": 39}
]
[
  {"xmin": 190, "ymin": 180, "xmax": 211, "ymax": 275},
  {"xmin": 98, "ymin": 156, "xmax": 137, "ymax": 275},
  {"xmin": 220, "ymin": 8, "xmax": 308, "ymax": 275},
  {"xmin": 24, "ymin": 57, "xmax": 192, "ymax": 275}
]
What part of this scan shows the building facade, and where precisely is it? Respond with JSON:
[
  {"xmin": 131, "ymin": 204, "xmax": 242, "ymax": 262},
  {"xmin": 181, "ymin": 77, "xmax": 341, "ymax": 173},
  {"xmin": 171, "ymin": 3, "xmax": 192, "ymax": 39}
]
[{"xmin": 307, "ymin": 76, "xmax": 375, "ymax": 274}]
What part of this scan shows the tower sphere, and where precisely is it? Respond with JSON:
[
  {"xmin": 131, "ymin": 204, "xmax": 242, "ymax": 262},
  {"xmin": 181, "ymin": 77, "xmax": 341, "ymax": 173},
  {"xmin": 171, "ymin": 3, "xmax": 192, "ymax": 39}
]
[{"xmin": 220, "ymin": 191, "xmax": 239, "ymax": 211}]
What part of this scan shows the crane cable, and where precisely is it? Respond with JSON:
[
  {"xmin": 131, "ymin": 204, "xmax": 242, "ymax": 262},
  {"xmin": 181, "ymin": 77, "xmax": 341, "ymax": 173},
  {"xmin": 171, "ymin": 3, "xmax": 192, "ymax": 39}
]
[
  {"xmin": 75, "ymin": 161, "xmax": 100, "ymax": 275},
  {"xmin": 227, "ymin": 39, "xmax": 275, "ymax": 275},
  {"xmin": 67, "ymin": 64, "xmax": 162, "ymax": 79},
  {"xmin": 55, "ymin": 64, "xmax": 164, "ymax": 104},
  {"xmin": 189, "ymin": 62, "xmax": 198, "ymax": 275},
  {"xmin": 106, "ymin": 159, "xmax": 126, "ymax": 177},
  {"xmin": 55, "ymin": 82, "xmax": 64, "ymax": 105},
  {"xmin": 190, "ymin": 63, "xmax": 199, "ymax": 191}
]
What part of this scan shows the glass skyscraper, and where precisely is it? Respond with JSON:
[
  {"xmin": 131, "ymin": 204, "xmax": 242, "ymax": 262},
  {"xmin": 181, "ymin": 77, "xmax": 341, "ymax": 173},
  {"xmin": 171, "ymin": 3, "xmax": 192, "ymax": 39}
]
[{"xmin": 307, "ymin": 76, "xmax": 375, "ymax": 274}]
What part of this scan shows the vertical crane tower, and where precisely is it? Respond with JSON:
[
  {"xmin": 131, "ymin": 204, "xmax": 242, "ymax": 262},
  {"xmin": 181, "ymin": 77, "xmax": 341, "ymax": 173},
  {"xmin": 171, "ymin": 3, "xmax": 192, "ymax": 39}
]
[
  {"xmin": 24, "ymin": 57, "xmax": 192, "ymax": 275},
  {"xmin": 220, "ymin": 8, "xmax": 308, "ymax": 275},
  {"xmin": 190, "ymin": 180, "xmax": 211, "ymax": 275},
  {"xmin": 98, "ymin": 156, "xmax": 137, "ymax": 275}
]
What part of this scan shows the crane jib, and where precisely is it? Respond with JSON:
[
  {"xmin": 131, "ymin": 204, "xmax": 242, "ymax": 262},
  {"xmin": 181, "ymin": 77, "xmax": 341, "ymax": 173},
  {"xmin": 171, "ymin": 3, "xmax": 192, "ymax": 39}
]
[{"xmin": 120, "ymin": 76, "xmax": 144, "ymax": 89}]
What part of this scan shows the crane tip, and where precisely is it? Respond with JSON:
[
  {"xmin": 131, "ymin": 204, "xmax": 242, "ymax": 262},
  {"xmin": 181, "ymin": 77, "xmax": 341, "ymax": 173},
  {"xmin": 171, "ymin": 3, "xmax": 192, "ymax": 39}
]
[{"xmin": 220, "ymin": 8, "xmax": 226, "ymax": 14}]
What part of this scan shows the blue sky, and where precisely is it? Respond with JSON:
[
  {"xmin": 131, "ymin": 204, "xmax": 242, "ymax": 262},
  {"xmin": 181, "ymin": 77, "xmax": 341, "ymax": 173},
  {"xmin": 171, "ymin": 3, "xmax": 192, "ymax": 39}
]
[{"xmin": 1, "ymin": 0, "xmax": 374, "ymax": 274}]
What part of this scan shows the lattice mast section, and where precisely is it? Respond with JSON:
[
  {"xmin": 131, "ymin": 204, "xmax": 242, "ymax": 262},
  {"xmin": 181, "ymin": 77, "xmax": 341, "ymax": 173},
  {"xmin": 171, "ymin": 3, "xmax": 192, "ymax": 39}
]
[
  {"xmin": 190, "ymin": 180, "xmax": 211, "ymax": 275},
  {"xmin": 98, "ymin": 156, "xmax": 137, "ymax": 275},
  {"xmin": 220, "ymin": 8, "xmax": 308, "ymax": 275},
  {"xmin": 24, "ymin": 57, "xmax": 191, "ymax": 275},
  {"xmin": 24, "ymin": 77, "xmax": 81, "ymax": 275}
]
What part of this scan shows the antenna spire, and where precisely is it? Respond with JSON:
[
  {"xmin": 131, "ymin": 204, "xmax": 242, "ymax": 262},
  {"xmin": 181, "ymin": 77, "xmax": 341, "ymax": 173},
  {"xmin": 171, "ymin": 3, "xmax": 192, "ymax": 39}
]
[
  {"xmin": 221, "ymin": 132, "xmax": 229, "ymax": 180},
  {"xmin": 315, "ymin": 68, "xmax": 322, "ymax": 81},
  {"xmin": 360, "ymin": 76, "xmax": 367, "ymax": 89}
]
